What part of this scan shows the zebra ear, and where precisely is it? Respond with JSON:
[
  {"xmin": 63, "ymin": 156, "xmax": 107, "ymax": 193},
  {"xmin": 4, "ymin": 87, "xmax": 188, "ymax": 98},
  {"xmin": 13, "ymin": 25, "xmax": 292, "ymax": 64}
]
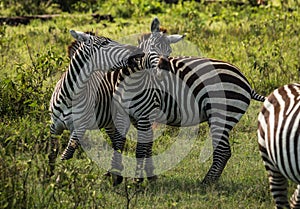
[
  {"xmin": 70, "ymin": 30, "xmax": 91, "ymax": 43},
  {"xmin": 167, "ymin": 34, "xmax": 185, "ymax": 44},
  {"xmin": 151, "ymin": 17, "xmax": 160, "ymax": 33}
]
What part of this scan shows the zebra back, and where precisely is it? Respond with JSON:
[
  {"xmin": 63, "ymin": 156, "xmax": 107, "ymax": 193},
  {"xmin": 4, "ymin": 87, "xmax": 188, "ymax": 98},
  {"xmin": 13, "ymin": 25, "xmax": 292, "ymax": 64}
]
[{"xmin": 159, "ymin": 56, "xmax": 265, "ymax": 101}]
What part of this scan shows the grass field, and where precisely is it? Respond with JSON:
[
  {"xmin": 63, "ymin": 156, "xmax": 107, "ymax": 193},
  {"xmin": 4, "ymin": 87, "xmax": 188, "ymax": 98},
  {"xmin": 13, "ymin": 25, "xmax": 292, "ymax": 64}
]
[{"xmin": 1, "ymin": 1, "xmax": 300, "ymax": 208}]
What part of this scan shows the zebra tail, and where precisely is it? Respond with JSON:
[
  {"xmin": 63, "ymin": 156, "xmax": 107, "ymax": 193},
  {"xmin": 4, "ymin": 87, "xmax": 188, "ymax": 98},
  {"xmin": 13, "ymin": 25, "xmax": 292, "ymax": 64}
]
[{"xmin": 251, "ymin": 89, "xmax": 266, "ymax": 102}]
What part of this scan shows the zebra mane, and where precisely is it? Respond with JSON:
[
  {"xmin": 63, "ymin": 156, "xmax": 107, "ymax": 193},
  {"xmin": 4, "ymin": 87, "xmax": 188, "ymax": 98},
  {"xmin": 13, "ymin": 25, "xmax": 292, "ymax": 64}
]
[
  {"xmin": 67, "ymin": 31, "xmax": 96, "ymax": 59},
  {"xmin": 138, "ymin": 27, "xmax": 167, "ymax": 44},
  {"xmin": 157, "ymin": 56, "xmax": 172, "ymax": 72}
]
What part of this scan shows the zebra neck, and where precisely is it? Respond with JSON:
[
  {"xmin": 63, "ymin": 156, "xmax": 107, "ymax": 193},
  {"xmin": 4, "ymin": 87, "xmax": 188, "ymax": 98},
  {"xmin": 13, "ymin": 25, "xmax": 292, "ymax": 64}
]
[{"xmin": 60, "ymin": 54, "xmax": 97, "ymax": 103}]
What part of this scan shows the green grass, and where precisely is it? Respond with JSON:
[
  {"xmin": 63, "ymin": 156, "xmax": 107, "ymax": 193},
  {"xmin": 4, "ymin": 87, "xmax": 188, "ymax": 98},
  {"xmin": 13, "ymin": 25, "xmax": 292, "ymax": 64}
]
[{"xmin": 1, "ymin": 1, "xmax": 300, "ymax": 208}]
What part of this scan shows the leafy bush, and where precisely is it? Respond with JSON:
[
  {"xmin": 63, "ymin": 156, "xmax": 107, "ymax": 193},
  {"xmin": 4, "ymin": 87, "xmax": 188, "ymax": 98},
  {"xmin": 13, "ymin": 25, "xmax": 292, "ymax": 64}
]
[{"xmin": 0, "ymin": 49, "xmax": 64, "ymax": 118}]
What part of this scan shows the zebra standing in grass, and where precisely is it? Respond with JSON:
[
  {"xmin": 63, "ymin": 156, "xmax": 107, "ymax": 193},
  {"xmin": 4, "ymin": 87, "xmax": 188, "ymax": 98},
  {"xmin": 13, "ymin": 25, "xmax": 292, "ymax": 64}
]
[
  {"xmin": 112, "ymin": 48, "xmax": 266, "ymax": 183},
  {"xmin": 106, "ymin": 17, "xmax": 185, "ymax": 184},
  {"xmin": 48, "ymin": 24, "xmax": 184, "ymax": 186},
  {"xmin": 48, "ymin": 30, "xmax": 143, "ymax": 175},
  {"xmin": 258, "ymin": 83, "xmax": 300, "ymax": 208}
]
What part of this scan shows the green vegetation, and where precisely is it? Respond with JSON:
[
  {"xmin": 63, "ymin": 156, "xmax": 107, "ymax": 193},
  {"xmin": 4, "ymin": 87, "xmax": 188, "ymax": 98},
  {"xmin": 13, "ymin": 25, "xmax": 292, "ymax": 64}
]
[{"xmin": 1, "ymin": 1, "xmax": 299, "ymax": 208}]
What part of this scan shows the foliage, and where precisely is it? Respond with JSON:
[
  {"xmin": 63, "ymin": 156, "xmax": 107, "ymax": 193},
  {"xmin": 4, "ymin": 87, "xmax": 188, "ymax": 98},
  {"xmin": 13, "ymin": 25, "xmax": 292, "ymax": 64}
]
[
  {"xmin": 0, "ymin": 1, "xmax": 300, "ymax": 208},
  {"xmin": 0, "ymin": 47, "xmax": 64, "ymax": 118}
]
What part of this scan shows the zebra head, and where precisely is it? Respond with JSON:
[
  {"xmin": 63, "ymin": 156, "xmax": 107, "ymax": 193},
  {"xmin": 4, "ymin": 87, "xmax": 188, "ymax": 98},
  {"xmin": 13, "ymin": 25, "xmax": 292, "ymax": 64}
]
[
  {"xmin": 69, "ymin": 30, "xmax": 144, "ymax": 72},
  {"xmin": 138, "ymin": 17, "xmax": 185, "ymax": 69}
]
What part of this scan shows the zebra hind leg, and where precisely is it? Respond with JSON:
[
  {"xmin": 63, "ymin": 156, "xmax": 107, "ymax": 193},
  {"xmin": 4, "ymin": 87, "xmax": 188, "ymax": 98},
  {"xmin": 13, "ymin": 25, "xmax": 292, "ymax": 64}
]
[
  {"xmin": 201, "ymin": 142, "xmax": 231, "ymax": 185},
  {"xmin": 201, "ymin": 128, "xmax": 232, "ymax": 185},
  {"xmin": 110, "ymin": 149, "xmax": 125, "ymax": 186},
  {"xmin": 134, "ymin": 122, "xmax": 156, "ymax": 184}
]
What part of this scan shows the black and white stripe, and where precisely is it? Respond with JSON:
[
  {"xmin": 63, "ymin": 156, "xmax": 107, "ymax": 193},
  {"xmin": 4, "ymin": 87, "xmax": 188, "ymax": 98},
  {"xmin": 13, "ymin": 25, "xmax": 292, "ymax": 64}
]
[
  {"xmin": 258, "ymin": 83, "xmax": 300, "ymax": 208},
  {"xmin": 112, "ymin": 55, "xmax": 266, "ymax": 184},
  {"xmin": 48, "ymin": 30, "xmax": 143, "ymax": 176}
]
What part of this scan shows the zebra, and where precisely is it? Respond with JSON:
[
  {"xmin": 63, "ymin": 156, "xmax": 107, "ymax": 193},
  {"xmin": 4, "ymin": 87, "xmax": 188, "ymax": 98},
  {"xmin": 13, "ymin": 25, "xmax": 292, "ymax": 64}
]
[
  {"xmin": 112, "ymin": 54, "xmax": 266, "ymax": 184},
  {"xmin": 257, "ymin": 83, "xmax": 300, "ymax": 208},
  {"xmin": 48, "ymin": 23, "xmax": 184, "ymax": 186},
  {"xmin": 105, "ymin": 17, "xmax": 186, "ymax": 184},
  {"xmin": 48, "ymin": 30, "xmax": 144, "ymax": 176}
]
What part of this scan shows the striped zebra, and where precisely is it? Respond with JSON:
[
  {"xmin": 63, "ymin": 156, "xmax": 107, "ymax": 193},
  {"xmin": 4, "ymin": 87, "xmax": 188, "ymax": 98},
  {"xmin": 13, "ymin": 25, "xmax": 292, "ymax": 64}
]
[
  {"xmin": 106, "ymin": 17, "xmax": 185, "ymax": 184},
  {"xmin": 257, "ymin": 83, "xmax": 300, "ymax": 208},
  {"xmin": 48, "ymin": 23, "xmax": 183, "ymax": 186},
  {"xmin": 48, "ymin": 30, "xmax": 144, "ymax": 176},
  {"xmin": 112, "ymin": 54, "xmax": 266, "ymax": 184}
]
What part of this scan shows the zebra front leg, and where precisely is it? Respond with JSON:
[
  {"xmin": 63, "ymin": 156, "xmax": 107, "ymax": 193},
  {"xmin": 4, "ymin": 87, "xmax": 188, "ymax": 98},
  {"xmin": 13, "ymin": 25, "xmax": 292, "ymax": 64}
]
[
  {"xmin": 110, "ymin": 111, "xmax": 130, "ymax": 186},
  {"xmin": 61, "ymin": 129, "xmax": 85, "ymax": 160},
  {"xmin": 48, "ymin": 123, "xmax": 63, "ymax": 177},
  {"xmin": 110, "ymin": 129, "xmax": 126, "ymax": 186},
  {"xmin": 48, "ymin": 135, "xmax": 59, "ymax": 177},
  {"xmin": 259, "ymin": 144, "xmax": 290, "ymax": 208},
  {"xmin": 202, "ymin": 129, "xmax": 231, "ymax": 185},
  {"xmin": 268, "ymin": 170, "xmax": 290, "ymax": 208}
]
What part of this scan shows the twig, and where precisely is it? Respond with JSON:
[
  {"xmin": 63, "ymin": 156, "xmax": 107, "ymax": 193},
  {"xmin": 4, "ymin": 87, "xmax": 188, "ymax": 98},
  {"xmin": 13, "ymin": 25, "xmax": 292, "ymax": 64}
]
[{"xmin": 25, "ymin": 39, "xmax": 37, "ymax": 72}]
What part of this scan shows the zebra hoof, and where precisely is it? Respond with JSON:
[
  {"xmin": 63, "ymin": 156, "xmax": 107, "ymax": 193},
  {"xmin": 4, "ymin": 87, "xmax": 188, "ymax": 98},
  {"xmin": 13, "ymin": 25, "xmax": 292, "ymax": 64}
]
[{"xmin": 112, "ymin": 174, "xmax": 123, "ymax": 186}]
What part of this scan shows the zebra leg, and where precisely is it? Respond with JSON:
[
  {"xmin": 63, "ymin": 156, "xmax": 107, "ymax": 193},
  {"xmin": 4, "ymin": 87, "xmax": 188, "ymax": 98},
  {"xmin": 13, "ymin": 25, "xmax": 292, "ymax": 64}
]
[
  {"xmin": 48, "ymin": 123, "xmax": 63, "ymax": 177},
  {"xmin": 110, "ymin": 111, "xmax": 130, "ymax": 186},
  {"xmin": 61, "ymin": 129, "xmax": 85, "ymax": 160},
  {"xmin": 145, "ymin": 143, "xmax": 157, "ymax": 182},
  {"xmin": 135, "ymin": 141, "xmax": 155, "ymax": 183},
  {"xmin": 259, "ymin": 138, "xmax": 290, "ymax": 208},
  {"xmin": 105, "ymin": 126, "xmax": 126, "ymax": 186},
  {"xmin": 135, "ymin": 119, "xmax": 156, "ymax": 183},
  {"xmin": 291, "ymin": 184, "xmax": 300, "ymax": 208},
  {"xmin": 202, "ymin": 125, "xmax": 231, "ymax": 185},
  {"xmin": 268, "ymin": 169, "xmax": 290, "ymax": 208}
]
